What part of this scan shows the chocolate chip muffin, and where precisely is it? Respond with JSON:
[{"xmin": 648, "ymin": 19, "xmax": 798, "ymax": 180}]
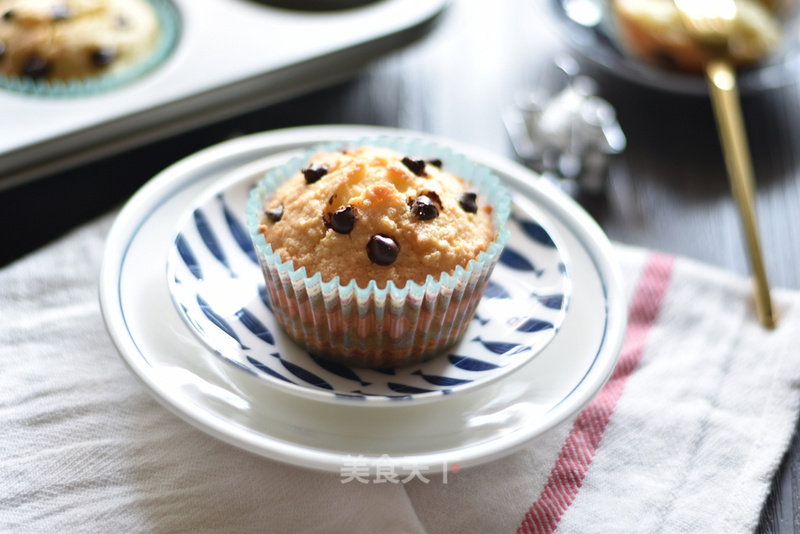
[
  {"xmin": 258, "ymin": 146, "xmax": 496, "ymax": 289},
  {"xmin": 0, "ymin": 0, "xmax": 160, "ymax": 82},
  {"xmin": 247, "ymin": 140, "xmax": 511, "ymax": 367}
]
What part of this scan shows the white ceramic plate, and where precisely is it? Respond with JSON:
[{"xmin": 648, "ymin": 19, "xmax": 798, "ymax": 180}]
[
  {"xmin": 99, "ymin": 125, "xmax": 626, "ymax": 474},
  {"xmin": 166, "ymin": 158, "xmax": 570, "ymax": 404}
]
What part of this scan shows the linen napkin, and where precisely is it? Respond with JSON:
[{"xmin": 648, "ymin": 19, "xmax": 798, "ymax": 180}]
[{"xmin": 1, "ymin": 213, "xmax": 799, "ymax": 534}]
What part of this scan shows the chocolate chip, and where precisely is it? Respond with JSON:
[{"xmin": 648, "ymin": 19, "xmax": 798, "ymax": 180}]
[
  {"xmin": 401, "ymin": 156, "xmax": 427, "ymax": 177},
  {"xmin": 426, "ymin": 191, "xmax": 442, "ymax": 207},
  {"xmin": 0, "ymin": 42, "xmax": 6, "ymax": 60},
  {"xmin": 367, "ymin": 234, "xmax": 399, "ymax": 265},
  {"xmin": 116, "ymin": 15, "xmax": 128, "ymax": 28},
  {"xmin": 302, "ymin": 163, "xmax": 329, "ymax": 184},
  {"xmin": 51, "ymin": 3, "xmax": 70, "ymax": 20},
  {"xmin": 325, "ymin": 205, "xmax": 355, "ymax": 234},
  {"xmin": 3, "ymin": 10, "xmax": 15, "ymax": 21},
  {"xmin": 459, "ymin": 191, "xmax": 478, "ymax": 213},
  {"xmin": 90, "ymin": 47, "xmax": 116, "ymax": 66},
  {"xmin": 265, "ymin": 204, "xmax": 284, "ymax": 222},
  {"xmin": 410, "ymin": 195, "xmax": 439, "ymax": 221},
  {"xmin": 22, "ymin": 56, "xmax": 50, "ymax": 79},
  {"xmin": 426, "ymin": 158, "xmax": 442, "ymax": 168}
]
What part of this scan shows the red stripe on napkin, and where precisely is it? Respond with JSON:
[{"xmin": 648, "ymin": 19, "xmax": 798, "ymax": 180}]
[{"xmin": 517, "ymin": 253, "xmax": 675, "ymax": 534}]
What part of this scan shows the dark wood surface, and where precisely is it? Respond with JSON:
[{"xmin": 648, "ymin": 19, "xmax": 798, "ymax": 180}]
[{"xmin": 0, "ymin": 1, "xmax": 797, "ymax": 531}]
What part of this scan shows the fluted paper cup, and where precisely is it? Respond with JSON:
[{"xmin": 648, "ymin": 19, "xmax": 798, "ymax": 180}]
[
  {"xmin": 0, "ymin": 0, "xmax": 179, "ymax": 97},
  {"xmin": 246, "ymin": 136, "xmax": 511, "ymax": 368}
]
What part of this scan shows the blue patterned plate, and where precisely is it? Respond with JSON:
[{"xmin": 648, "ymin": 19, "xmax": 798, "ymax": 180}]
[{"xmin": 166, "ymin": 167, "xmax": 571, "ymax": 404}]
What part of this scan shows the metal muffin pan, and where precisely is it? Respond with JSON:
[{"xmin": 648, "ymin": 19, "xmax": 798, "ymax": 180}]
[{"xmin": 0, "ymin": 0, "xmax": 449, "ymax": 190}]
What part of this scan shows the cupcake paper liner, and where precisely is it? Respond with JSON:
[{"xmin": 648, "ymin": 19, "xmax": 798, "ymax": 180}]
[
  {"xmin": 0, "ymin": 0, "xmax": 180, "ymax": 97},
  {"xmin": 246, "ymin": 136, "xmax": 512, "ymax": 368}
]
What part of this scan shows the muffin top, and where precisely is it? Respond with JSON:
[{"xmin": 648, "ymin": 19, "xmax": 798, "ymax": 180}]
[
  {"xmin": 0, "ymin": 0, "xmax": 159, "ymax": 81},
  {"xmin": 258, "ymin": 146, "xmax": 496, "ymax": 289}
]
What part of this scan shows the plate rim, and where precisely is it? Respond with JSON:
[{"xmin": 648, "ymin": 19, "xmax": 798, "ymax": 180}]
[{"xmin": 99, "ymin": 124, "xmax": 627, "ymax": 472}]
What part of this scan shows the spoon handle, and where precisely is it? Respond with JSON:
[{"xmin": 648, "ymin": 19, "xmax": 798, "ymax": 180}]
[{"xmin": 705, "ymin": 58, "xmax": 777, "ymax": 328}]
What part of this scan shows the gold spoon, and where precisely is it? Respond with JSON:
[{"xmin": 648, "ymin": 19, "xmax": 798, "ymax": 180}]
[{"xmin": 673, "ymin": 0, "xmax": 777, "ymax": 328}]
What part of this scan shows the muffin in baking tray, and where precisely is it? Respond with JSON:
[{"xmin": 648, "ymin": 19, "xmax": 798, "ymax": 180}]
[
  {"xmin": 260, "ymin": 145, "xmax": 497, "ymax": 289},
  {"xmin": 611, "ymin": 0, "xmax": 782, "ymax": 72},
  {"xmin": 247, "ymin": 139, "xmax": 511, "ymax": 368},
  {"xmin": 0, "ymin": 0, "xmax": 178, "ymax": 95}
]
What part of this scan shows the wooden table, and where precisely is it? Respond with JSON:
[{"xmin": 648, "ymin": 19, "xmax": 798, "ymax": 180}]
[{"xmin": 0, "ymin": 1, "xmax": 797, "ymax": 531}]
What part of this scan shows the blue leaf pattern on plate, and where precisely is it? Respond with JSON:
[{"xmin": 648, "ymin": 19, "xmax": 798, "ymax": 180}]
[
  {"xmin": 309, "ymin": 352, "xmax": 371, "ymax": 386},
  {"xmin": 517, "ymin": 219, "xmax": 556, "ymax": 247},
  {"xmin": 473, "ymin": 312, "xmax": 491, "ymax": 326},
  {"xmin": 536, "ymin": 294, "xmax": 564, "ymax": 310},
  {"xmin": 499, "ymin": 247, "xmax": 543, "ymax": 275},
  {"xmin": 388, "ymin": 382, "xmax": 435, "ymax": 394},
  {"xmin": 271, "ymin": 353, "xmax": 334, "ymax": 390},
  {"xmin": 247, "ymin": 355, "xmax": 295, "ymax": 383},
  {"xmin": 411, "ymin": 369, "xmax": 472, "ymax": 387},
  {"xmin": 236, "ymin": 307, "xmax": 275, "ymax": 345},
  {"xmin": 448, "ymin": 354, "xmax": 501, "ymax": 371},
  {"xmin": 197, "ymin": 295, "xmax": 249, "ymax": 350},
  {"xmin": 221, "ymin": 196, "xmax": 258, "ymax": 264},
  {"xmin": 472, "ymin": 336, "xmax": 531, "ymax": 356},
  {"xmin": 484, "ymin": 279, "xmax": 511, "ymax": 299},
  {"xmin": 175, "ymin": 233, "xmax": 203, "ymax": 280},
  {"xmin": 514, "ymin": 318, "xmax": 553, "ymax": 333},
  {"xmin": 194, "ymin": 209, "xmax": 233, "ymax": 275}
]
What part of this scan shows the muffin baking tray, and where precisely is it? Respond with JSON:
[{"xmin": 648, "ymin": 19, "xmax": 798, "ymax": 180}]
[{"xmin": 0, "ymin": 0, "xmax": 449, "ymax": 190}]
